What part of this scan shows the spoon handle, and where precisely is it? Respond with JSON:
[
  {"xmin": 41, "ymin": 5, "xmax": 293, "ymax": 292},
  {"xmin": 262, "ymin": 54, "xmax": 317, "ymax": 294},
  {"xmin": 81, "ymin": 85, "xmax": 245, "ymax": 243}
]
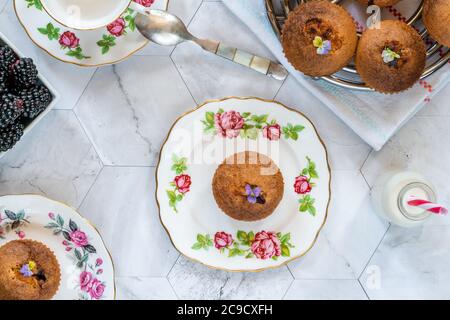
[{"xmin": 194, "ymin": 39, "xmax": 288, "ymax": 81}]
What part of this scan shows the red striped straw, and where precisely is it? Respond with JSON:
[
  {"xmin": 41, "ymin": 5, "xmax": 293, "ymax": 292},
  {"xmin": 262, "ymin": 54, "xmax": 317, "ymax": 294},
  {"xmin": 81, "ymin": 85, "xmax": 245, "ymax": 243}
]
[{"xmin": 407, "ymin": 196, "xmax": 448, "ymax": 215}]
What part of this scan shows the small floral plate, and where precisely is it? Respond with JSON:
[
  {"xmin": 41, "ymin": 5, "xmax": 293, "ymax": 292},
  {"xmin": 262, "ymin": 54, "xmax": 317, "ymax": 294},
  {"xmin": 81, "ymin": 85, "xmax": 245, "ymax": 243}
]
[
  {"xmin": 156, "ymin": 97, "xmax": 331, "ymax": 272},
  {"xmin": 14, "ymin": 0, "xmax": 168, "ymax": 67},
  {"xmin": 0, "ymin": 194, "xmax": 115, "ymax": 300}
]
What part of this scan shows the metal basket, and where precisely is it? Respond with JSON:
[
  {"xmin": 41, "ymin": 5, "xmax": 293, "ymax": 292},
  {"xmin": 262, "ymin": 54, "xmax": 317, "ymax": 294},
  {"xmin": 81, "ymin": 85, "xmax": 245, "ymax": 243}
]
[{"xmin": 266, "ymin": 0, "xmax": 450, "ymax": 91}]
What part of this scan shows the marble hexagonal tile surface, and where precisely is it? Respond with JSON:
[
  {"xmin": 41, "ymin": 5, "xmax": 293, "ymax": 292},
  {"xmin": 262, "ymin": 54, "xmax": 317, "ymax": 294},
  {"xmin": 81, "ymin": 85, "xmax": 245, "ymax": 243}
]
[
  {"xmin": 288, "ymin": 171, "xmax": 389, "ymax": 279},
  {"xmin": 116, "ymin": 277, "xmax": 178, "ymax": 300},
  {"xmin": 171, "ymin": 1, "xmax": 283, "ymax": 103},
  {"xmin": 284, "ymin": 280, "xmax": 367, "ymax": 300},
  {"xmin": 78, "ymin": 166, "xmax": 179, "ymax": 277},
  {"xmin": 0, "ymin": 2, "xmax": 97, "ymax": 110},
  {"xmin": 74, "ymin": 56, "xmax": 195, "ymax": 166},
  {"xmin": 0, "ymin": 0, "xmax": 7, "ymax": 12},
  {"xmin": 361, "ymin": 116, "xmax": 450, "ymax": 210},
  {"xmin": 0, "ymin": 111, "xmax": 102, "ymax": 208},
  {"xmin": 275, "ymin": 76, "xmax": 371, "ymax": 171},
  {"xmin": 168, "ymin": 256, "xmax": 293, "ymax": 300},
  {"xmin": 360, "ymin": 224, "xmax": 450, "ymax": 299}
]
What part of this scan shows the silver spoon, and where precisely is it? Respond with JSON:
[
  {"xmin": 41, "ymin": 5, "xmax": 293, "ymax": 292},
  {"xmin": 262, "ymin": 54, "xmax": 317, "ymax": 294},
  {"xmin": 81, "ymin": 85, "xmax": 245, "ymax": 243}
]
[{"xmin": 135, "ymin": 9, "xmax": 288, "ymax": 81}]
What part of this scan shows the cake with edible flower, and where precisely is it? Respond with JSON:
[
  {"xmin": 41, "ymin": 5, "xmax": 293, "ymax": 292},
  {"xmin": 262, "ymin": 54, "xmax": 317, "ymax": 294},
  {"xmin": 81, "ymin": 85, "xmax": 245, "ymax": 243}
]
[
  {"xmin": 356, "ymin": 20, "xmax": 426, "ymax": 93},
  {"xmin": 212, "ymin": 151, "xmax": 284, "ymax": 221},
  {"xmin": 281, "ymin": 0, "xmax": 358, "ymax": 76},
  {"xmin": 0, "ymin": 240, "xmax": 61, "ymax": 300}
]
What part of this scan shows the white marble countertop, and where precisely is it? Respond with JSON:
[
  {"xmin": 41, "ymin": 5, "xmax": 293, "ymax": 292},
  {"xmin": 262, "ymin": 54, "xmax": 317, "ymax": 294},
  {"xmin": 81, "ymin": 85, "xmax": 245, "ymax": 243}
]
[{"xmin": 1, "ymin": 0, "xmax": 449, "ymax": 300}]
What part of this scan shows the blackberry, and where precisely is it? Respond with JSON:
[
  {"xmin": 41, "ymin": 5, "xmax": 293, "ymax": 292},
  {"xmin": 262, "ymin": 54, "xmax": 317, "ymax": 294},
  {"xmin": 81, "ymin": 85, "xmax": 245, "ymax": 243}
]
[
  {"xmin": 0, "ymin": 93, "xmax": 24, "ymax": 128},
  {"xmin": 0, "ymin": 69, "xmax": 8, "ymax": 95},
  {"xmin": 0, "ymin": 122, "xmax": 24, "ymax": 152},
  {"xmin": 11, "ymin": 58, "xmax": 38, "ymax": 89},
  {"xmin": 18, "ymin": 85, "xmax": 52, "ymax": 119},
  {"xmin": 0, "ymin": 46, "xmax": 18, "ymax": 71}
]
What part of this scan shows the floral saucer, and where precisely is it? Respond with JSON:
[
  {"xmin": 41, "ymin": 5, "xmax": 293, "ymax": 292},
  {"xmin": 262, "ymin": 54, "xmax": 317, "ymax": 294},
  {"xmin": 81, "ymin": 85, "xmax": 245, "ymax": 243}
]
[
  {"xmin": 14, "ymin": 0, "xmax": 169, "ymax": 67},
  {"xmin": 0, "ymin": 195, "xmax": 115, "ymax": 300},
  {"xmin": 156, "ymin": 97, "xmax": 331, "ymax": 272}
]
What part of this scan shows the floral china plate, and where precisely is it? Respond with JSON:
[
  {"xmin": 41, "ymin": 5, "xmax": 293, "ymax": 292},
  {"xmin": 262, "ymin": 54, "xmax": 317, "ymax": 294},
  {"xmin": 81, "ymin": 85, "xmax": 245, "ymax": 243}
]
[
  {"xmin": 0, "ymin": 194, "xmax": 115, "ymax": 300},
  {"xmin": 156, "ymin": 97, "xmax": 331, "ymax": 271},
  {"xmin": 14, "ymin": 0, "xmax": 168, "ymax": 67}
]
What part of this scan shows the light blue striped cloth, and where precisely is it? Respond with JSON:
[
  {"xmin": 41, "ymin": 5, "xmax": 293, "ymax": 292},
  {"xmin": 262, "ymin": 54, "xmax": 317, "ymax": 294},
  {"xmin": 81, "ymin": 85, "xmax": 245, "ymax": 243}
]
[{"xmin": 223, "ymin": 0, "xmax": 450, "ymax": 150}]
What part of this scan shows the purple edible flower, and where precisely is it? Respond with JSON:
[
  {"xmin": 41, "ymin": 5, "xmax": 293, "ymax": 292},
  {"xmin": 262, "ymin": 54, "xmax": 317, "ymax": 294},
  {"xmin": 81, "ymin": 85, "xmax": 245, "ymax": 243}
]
[
  {"xmin": 317, "ymin": 40, "xmax": 331, "ymax": 55},
  {"xmin": 245, "ymin": 184, "xmax": 261, "ymax": 204},
  {"xmin": 19, "ymin": 264, "xmax": 33, "ymax": 277}
]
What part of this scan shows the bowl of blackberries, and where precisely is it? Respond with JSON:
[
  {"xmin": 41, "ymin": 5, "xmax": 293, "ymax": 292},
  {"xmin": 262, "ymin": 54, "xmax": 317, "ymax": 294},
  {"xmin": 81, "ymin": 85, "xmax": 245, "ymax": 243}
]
[{"xmin": 0, "ymin": 38, "xmax": 58, "ymax": 156}]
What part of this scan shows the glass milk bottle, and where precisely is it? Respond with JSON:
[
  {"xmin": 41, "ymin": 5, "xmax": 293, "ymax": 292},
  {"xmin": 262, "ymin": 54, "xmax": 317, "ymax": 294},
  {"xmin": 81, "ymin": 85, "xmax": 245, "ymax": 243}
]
[{"xmin": 370, "ymin": 171, "xmax": 437, "ymax": 227}]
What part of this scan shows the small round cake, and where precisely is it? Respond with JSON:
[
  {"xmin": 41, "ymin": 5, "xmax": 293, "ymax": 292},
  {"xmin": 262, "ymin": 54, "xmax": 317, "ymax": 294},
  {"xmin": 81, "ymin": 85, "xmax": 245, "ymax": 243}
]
[
  {"xmin": 212, "ymin": 151, "xmax": 284, "ymax": 221},
  {"xmin": 423, "ymin": 0, "xmax": 450, "ymax": 47},
  {"xmin": 281, "ymin": 0, "xmax": 358, "ymax": 76},
  {"xmin": 0, "ymin": 240, "xmax": 61, "ymax": 300},
  {"xmin": 356, "ymin": 20, "xmax": 426, "ymax": 93},
  {"xmin": 356, "ymin": 0, "xmax": 401, "ymax": 7}
]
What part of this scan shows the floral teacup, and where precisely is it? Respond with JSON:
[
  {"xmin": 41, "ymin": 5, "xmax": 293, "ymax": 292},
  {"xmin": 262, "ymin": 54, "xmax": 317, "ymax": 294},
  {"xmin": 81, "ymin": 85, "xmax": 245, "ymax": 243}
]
[{"xmin": 40, "ymin": 0, "xmax": 150, "ymax": 30}]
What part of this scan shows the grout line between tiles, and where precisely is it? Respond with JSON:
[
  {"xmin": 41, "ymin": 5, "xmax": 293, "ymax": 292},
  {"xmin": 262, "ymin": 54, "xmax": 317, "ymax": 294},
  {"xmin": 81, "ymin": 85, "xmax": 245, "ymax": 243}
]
[
  {"xmin": 76, "ymin": 165, "xmax": 105, "ymax": 211},
  {"xmin": 58, "ymin": 67, "xmax": 98, "ymax": 111},
  {"xmin": 281, "ymin": 277, "xmax": 295, "ymax": 300},
  {"xmin": 357, "ymin": 223, "xmax": 391, "ymax": 281},
  {"xmin": 357, "ymin": 278, "xmax": 371, "ymax": 300},
  {"xmin": 72, "ymin": 109, "xmax": 105, "ymax": 167},
  {"xmin": 273, "ymin": 75, "xmax": 288, "ymax": 101},
  {"xmin": 169, "ymin": 55, "xmax": 199, "ymax": 106}
]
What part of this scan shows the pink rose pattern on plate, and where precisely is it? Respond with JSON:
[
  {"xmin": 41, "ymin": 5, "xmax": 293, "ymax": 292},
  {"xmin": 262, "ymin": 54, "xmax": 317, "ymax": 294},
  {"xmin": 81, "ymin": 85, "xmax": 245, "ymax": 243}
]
[
  {"xmin": 295, "ymin": 157, "xmax": 318, "ymax": 216},
  {"xmin": 202, "ymin": 109, "xmax": 304, "ymax": 141},
  {"xmin": 166, "ymin": 154, "xmax": 192, "ymax": 213},
  {"xmin": 192, "ymin": 230, "xmax": 294, "ymax": 260},
  {"xmin": 28, "ymin": 0, "xmax": 156, "ymax": 57},
  {"xmin": 37, "ymin": 25, "xmax": 90, "ymax": 60},
  {"xmin": 98, "ymin": 0, "xmax": 155, "ymax": 54},
  {"xmin": 45, "ymin": 213, "xmax": 107, "ymax": 300}
]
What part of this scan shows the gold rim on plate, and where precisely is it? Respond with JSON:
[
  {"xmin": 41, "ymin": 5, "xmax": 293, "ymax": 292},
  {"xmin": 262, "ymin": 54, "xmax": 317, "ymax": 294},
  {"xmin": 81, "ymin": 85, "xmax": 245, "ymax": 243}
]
[
  {"xmin": 155, "ymin": 96, "xmax": 332, "ymax": 273},
  {"xmin": 13, "ymin": 0, "xmax": 170, "ymax": 67},
  {"xmin": 0, "ymin": 193, "xmax": 116, "ymax": 300}
]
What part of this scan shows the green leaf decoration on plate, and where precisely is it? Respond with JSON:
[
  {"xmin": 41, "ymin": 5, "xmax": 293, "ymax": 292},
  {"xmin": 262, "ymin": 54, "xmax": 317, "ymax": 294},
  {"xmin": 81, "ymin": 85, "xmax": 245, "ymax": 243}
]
[
  {"xmin": 294, "ymin": 157, "xmax": 319, "ymax": 216},
  {"xmin": 192, "ymin": 230, "xmax": 295, "ymax": 260},
  {"xmin": 96, "ymin": 35, "xmax": 117, "ymax": 55},
  {"xmin": 26, "ymin": 0, "xmax": 42, "ymax": 10},
  {"xmin": 37, "ymin": 23, "xmax": 91, "ymax": 60},
  {"xmin": 202, "ymin": 109, "xmax": 304, "ymax": 141},
  {"xmin": 0, "ymin": 209, "xmax": 30, "ymax": 239},
  {"xmin": 38, "ymin": 23, "xmax": 60, "ymax": 41},
  {"xmin": 166, "ymin": 154, "xmax": 191, "ymax": 213},
  {"xmin": 282, "ymin": 123, "xmax": 305, "ymax": 141}
]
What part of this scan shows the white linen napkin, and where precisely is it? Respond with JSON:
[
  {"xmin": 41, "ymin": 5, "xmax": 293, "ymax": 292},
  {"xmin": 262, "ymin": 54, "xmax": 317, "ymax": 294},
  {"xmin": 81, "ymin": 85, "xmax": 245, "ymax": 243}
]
[{"xmin": 222, "ymin": 0, "xmax": 450, "ymax": 150}]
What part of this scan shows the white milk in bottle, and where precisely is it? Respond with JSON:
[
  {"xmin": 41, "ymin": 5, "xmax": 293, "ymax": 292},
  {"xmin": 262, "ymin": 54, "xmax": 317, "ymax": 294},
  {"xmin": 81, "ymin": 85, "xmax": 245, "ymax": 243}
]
[{"xmin": 370, "ymin": 171, "xmax": 436, "ymax": 227}]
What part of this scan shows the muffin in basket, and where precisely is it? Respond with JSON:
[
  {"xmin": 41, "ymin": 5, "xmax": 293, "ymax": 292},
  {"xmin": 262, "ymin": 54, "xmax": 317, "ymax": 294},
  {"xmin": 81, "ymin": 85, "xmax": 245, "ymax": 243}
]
[
  {"xmin": 423, "ymin": 0, "xmax": 450, "ymax": 48},
  {"xmin": 356, "ymin": 20, "xmax": 426, "ymax": 93},
  {"xmin": 356, "ymin": 0, "xmax": 401, "ymax": 7},
  {"xmin": 0, "ymin": 240, "xmax": 61, "ymax": 300},
  {"xmin": 281, "ymin": 0, "xmax": 358, "ymax": 76},
  {"xmin": 212, "ymin": 151, "xmax": 284, "ymax": 222}
]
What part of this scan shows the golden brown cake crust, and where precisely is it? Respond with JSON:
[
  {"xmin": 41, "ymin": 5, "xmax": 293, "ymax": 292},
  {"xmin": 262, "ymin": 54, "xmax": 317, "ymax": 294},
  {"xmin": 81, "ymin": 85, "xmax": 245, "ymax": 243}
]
[
  {"xmin": 281, "ymin": 0, "xmax": 357, "ymax": 76},
  {"xmin": 423, "ymin": 0, "xmax": 450, "ymax": 47},
  {"xmin": 212, "ymin": 152, "xmax": 284, "ymax": 222},
  {"xmin": 0, "ymin": 240, "xmax": 61, "ymax": 300},
  {"xmin": 356, "ymin": 20, "xmax": 426, "ymax": 93},
  {"xmin": 357, "ymin": 0, "xmax": 401, "ymax": 7}
]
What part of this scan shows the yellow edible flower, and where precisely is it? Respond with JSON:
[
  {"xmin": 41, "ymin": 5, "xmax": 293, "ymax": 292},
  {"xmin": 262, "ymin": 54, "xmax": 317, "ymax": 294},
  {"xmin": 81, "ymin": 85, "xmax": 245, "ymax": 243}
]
[{"xmin": 28, "ymin": 260, "xmax": 37, "ymax": 270}]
